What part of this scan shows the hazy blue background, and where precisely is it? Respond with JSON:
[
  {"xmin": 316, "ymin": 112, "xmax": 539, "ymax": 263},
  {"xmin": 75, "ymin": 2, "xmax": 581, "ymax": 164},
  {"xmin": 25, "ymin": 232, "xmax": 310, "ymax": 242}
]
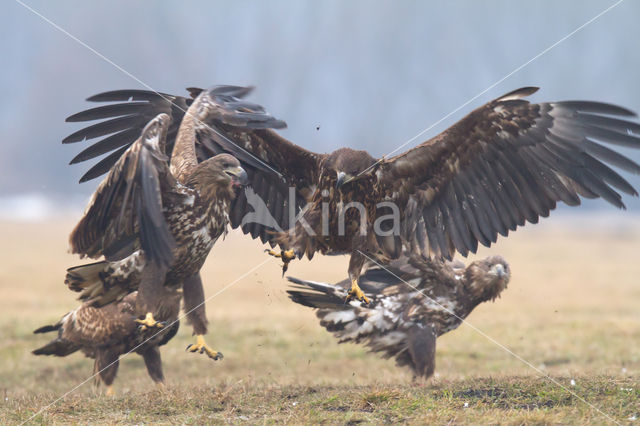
[{"xmin": 1, "ymin": 0, "xmax": 639, "ymax": 219}]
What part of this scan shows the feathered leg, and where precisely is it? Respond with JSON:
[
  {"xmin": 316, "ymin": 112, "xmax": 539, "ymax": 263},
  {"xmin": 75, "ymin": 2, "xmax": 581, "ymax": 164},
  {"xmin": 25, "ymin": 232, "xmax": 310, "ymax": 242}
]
[
  {"xmin": 182, "ymin": 273, "xmax": 223, "ymax": 361},
  {"xmin": 95, "ymin": 350, "xmax": 119, "ymax": 396},
  {"xmin": 407, "ymin": 325, "xmax": 436, "ymax": 380},
  {"xmin": 135, "ymin": 261, "xmax": 168, "ymax": 331},
  {"xmin": 142, "ymin": 346, "xmax": 165, "ymax": 384}
]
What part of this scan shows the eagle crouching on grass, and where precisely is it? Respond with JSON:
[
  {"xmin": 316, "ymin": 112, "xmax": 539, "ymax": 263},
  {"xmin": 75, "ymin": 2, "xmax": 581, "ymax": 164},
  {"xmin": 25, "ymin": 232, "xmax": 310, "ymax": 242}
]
[
  {"xmin": 33, "ymin": 291, "xmax": 180, "ymax": 395},
  {"xmin": 287, "ymin": 255, "xmax": 510, "ymax": 379}
]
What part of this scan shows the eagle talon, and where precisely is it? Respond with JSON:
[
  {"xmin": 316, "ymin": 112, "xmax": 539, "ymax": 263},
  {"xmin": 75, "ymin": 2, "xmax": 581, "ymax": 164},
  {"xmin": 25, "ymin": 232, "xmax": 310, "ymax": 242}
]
[
  {"xmin": 265, "ymin": 249, "xmax": 296, "ymax": 276},
  {"xmin": 186, "ymin": 335, "xmax": 223, "ymax": 361},
  {"xmin": 346, "ymin": 280, "xmax": 370, "ymax": 305},
  {"xmin": 135, "ymin": 313, "xmax": 164, "ymax": 332}
]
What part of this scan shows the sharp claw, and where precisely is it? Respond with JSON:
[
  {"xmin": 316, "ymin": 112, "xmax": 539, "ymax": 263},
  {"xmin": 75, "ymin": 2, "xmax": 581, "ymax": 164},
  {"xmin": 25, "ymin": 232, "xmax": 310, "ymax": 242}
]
[
  {"xmin": 346, "ymin": 288, "xmax": 370, "ymax": 305},
  {"xmin": 186, "ymin": 336, "xmax": 224, "ymax": 361}
]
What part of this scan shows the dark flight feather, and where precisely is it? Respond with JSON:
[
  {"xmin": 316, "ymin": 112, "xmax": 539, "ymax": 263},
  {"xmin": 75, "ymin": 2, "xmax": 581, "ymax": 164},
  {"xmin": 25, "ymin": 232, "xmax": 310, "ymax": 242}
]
[
  {"xmin": 69, "ymin": 114, "xmax": 176, "ymax": 268},
  {"xmin": 379, "ymin": 91, "xmax": 640, "ymax": 259}
]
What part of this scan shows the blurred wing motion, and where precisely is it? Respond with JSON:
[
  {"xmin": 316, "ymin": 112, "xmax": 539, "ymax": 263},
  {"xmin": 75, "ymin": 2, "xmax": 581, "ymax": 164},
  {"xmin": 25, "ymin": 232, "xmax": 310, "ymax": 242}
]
[
  {"xmin": 64, "ymin": 86, "xmax": 321, "ymax": 245},
  {"xmin": 377, "ymin": 87, "xmax": 640, "ymax": 259},
  {"xmin": 69, "ymin": 113, "xmax": 177, "ymax": 268},
  {"xmin": 287, "ymin": 254, "xmax": 510, "ymax": 378}
]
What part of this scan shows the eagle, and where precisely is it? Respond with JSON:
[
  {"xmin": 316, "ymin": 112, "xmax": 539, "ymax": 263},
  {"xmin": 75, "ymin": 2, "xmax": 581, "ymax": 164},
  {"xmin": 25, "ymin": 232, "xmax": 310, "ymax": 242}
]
[
  {"xmin": 63, "ymin": 86, "xmax": 640, "ymax": 305},
  {"xmin": 33, "ymin": 290, "xmax": 180, "ymax": 395},
  {"xmin": 60, "ymin": 86, "xmax": 284, "ymax": 362},
  {"xmin": 287, "ymin": 254, "xmax": 510, "ymax": 379}
]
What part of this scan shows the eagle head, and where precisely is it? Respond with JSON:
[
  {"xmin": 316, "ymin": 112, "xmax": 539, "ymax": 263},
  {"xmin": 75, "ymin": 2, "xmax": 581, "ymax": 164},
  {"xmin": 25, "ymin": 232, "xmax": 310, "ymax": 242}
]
[
  {"xmin": 325, "ymin": 148, "xmax": 376, "ymax": 189},
  {"xmin": 464, "ymin": 255, "xmax": 510, "ymax": 303},
  {"xmin": 188, "ymin": 154, "xmax": 248, "ymax": 197}
]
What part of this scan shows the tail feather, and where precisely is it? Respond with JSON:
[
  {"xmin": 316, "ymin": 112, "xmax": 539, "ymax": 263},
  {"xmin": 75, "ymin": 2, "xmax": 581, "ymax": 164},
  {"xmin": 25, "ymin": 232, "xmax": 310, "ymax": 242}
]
[
  {"xmin": 33, "ymin": 314, "xmax": 79, "ymax": 357},
  {"xmin": 65, "ymin": 261, "xmax": 106, "ymax": 293},
  {"xmin": 32, "ymin": 338, "xmax": 79, "ymax": 357},
  {"xmin": 286, "ymin": 277, "xmax": 346, "ymax": 309},
  {"xmin": 65, "ymin": 261, "xmax": 127, "ymax": 306},
  {"xmin": 33, "ymin": 323, "xmax": 61, "ymax": 334}
]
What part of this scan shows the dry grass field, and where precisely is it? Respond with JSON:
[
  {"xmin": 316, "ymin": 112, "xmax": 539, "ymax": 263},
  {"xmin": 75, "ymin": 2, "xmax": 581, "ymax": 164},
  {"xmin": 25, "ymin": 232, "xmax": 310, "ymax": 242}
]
[{"xmin": 0, "ymin": 215, "xmax": 639, "ymax": 424}]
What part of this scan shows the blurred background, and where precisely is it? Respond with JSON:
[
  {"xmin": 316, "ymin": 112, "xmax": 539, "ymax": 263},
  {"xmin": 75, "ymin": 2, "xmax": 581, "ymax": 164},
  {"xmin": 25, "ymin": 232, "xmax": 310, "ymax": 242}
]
[
  {"xmin": 1, "ymin": 0, "xmax": 639, "ymax": 219},
  {"xmin": 1, "ymin": 4, "xmax": 639, "ymax": 415}
]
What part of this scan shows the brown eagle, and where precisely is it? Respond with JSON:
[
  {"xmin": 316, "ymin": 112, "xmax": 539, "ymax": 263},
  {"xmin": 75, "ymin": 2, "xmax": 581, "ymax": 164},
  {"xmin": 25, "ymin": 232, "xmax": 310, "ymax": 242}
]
[
  {"xmin": 63, "ymin": 86, "xmax": 640, "ymax": 304},
  {"xmin": 287, "ymin": 254, "xmax": 510, "ymax": 379},
  {"xmin": 60, "ymin": 86, "xmax": 284, "ymax": 361},
  {"xmin": 33, "ymin": 290, "xmax": 180, "ymax": 395}
]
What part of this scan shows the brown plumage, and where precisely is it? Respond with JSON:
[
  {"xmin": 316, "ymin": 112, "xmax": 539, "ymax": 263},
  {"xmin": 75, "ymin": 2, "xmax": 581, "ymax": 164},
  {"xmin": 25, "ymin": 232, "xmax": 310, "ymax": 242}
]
[
  {"xmin": 287, "ymin": 254, "xmax": 510, "ymax": 379},
  {"xmin": 63, "ymin": 86, "xmax": 640, "ymax": 303},
  {"xmin": 32, "ymin": 290, "xmax": 180, "ymax": 389},
  {"xmin": 60, "ymin": 86, "xmax": 284, "ymax": 361}
]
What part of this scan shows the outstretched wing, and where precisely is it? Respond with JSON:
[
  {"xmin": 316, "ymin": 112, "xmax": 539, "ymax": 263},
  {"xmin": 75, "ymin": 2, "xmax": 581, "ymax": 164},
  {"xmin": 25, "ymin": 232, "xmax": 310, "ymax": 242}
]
[
  {"xmin": 70, "ymin": 114, "xmax": 176, "ymax": 267},
  {"xmin": 377, "ymin": 87, "xmax": 640, "ymax": 259},
  {"xmin": 64, "ymin": 89, "xmax": 199, "ymax": 183},
  {"xmin": 64, "ymin": 85, "xmax": 324, "ymax": 245}
]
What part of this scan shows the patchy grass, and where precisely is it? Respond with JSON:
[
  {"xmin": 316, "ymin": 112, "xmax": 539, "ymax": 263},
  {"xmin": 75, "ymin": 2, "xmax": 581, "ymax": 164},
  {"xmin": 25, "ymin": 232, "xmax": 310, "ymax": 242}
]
[
  {"xmin": 3, "ymin": 377, "xmax": 639, "ymax": 424},
  {"xmin": 1, "ymin": 216, "xmax": 639, "ymax": 424}
]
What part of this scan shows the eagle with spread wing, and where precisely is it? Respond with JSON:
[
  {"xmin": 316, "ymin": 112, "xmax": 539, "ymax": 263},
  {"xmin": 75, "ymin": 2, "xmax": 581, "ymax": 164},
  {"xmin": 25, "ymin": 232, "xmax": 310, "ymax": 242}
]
[
  {"xmin": 287, "ymin": 254, "xmax": 510, "ymax": 379},
  {"xmin": 64, "ymin": 86, "xmax": 640, "ymax": 305},
  {"xmin": 61, "ymin": 86, "xmax": 285, "ymax": 362},
  {"xmin": 33, "ymin": 290, "xmax": 180, "ymax": 395}
]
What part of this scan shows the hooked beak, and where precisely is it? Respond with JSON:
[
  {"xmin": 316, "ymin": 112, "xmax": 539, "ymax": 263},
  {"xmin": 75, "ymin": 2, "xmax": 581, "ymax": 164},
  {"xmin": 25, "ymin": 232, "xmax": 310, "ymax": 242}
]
[
  {"xmin": 336, "ymin": 171, "xmax": 351, "ymax": 189},
  {"xmin": 225, "ymin": 166, "xmax": 249, "ymax": 187},
  {"xmin": 490, "ymin": 264, "xmax": 507, "ymax": 280}
]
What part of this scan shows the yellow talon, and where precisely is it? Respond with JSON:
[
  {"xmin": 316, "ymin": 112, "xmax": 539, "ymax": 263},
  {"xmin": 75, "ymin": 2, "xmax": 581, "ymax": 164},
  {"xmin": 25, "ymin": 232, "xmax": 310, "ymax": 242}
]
[
  {"xmin": 265, "ymin": 249, "xmax": 296, "ymax": 275},
  {"xmin": 346, "ymin": 278, "xmax": 370, "ymax": 304},
  {"xmin": 105, "ymin": 385, "xmax": 115, "ymax": 396},
  {"xmin": 186, "ymin": 335, "xmax": 223, "ymax": 361},
  {"xmin": 135, "ymin": 312, "xmax": 165, "ymax": 331}
]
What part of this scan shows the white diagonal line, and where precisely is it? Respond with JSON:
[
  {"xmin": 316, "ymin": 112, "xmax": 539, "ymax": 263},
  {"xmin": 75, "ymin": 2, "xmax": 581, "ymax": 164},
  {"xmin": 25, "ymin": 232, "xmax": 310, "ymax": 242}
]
[
  {"xmin": 14, "ymin": 0, "xmax": 284, "ymax": 180},
  {"xmin": 11, "ymin": 3, "xmax": 284, "ymax": 422},
  {"xmin": 357, "ymin": 250, "xmax": 621, "ymax": 425},
  {"xmin": 350, "ymin": 0, "xmax": 626, "ymax": 182},
  {"xmin": 22, "ymin": 256, "xmax": 275, "ymax": 425}
]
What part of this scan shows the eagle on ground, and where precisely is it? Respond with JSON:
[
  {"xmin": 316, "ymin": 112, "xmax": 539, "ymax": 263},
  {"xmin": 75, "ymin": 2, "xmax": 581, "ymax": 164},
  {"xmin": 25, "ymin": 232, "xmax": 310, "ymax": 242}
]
[
  {"xmin": 57, "ymin": 86, "xmax": 285, "ymax": 365},
  {"xmin": 63, "ymin": 86, "xmax": 640, "ymax": 305},
  {"xmin": 287, "ymin": 254, "xmax": 510, "ymax": 379},
  {"xmin": 33, "ymin": 290, "xmax": 180, "ymax": 395}
]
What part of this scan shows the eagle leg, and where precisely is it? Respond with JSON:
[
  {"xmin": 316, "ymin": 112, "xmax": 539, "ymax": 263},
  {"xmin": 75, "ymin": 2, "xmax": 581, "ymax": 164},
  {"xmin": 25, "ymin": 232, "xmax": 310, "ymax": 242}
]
[
  {"xmin": 186, "ymin": 335, "xmax": 224, "ymax": 361},
  {"xmin": 105, "ymin": 385, "xmax": 115, "ymax": 397},
  {"xmin": 346, "ymin": 277, "xmax": 370, "ymax": 305},
  {"xmin": 135, "ymin": 312, "xmax": 166, "ymax": 332},
  {"xmin": 265, "ymin": 249, "xmax": 296, "ymax": 276},
  {"xmin": 345, "ymin": 251, "xmax": 370, "ymax": 304}
]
